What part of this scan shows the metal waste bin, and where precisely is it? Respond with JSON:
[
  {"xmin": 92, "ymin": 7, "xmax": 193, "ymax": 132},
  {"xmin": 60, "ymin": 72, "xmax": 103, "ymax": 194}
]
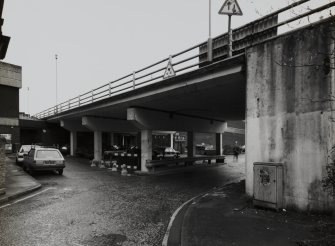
[{"xmin": 253, "ymin": 162, "xmax": 283, "ymax": 210}]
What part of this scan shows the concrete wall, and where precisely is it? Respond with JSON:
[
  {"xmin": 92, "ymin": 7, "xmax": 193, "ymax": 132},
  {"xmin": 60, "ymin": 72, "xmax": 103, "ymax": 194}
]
[
  {"xmin": 0, "ymin": 62, "xmax": 22, "ymax": 89},
  {"xmin": 0, "ymin": 137, "xmax": 6, "ymax": 195},
  {"xmin": 246, "ymin": 20, "xmax": 335, "ymax": 211},
  {"xmin": 0, "ymin": 62, "xmax": 22, "ymax": 153},
  {"xmin": 0, "ymin": 85, "xmax": 19, "ymax": 118}
]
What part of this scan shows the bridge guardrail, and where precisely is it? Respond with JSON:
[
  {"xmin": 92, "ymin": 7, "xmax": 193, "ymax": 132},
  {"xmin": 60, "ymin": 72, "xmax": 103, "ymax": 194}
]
[{"xmin": 34, "ymin": 0, "xmax": 335, "ymax": 119}]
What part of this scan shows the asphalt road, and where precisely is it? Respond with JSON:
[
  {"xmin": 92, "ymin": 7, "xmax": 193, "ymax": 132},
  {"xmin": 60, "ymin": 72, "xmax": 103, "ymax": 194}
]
[{"xmin": 0, "ymin": 156, "xmax": 244, "ymax": 246}]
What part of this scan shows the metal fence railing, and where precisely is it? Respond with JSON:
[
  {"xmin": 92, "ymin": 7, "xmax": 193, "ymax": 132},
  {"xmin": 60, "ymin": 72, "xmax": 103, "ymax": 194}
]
[{"xmin": 34, "ymin": 0, "xmax": 335, "ymax": 119}]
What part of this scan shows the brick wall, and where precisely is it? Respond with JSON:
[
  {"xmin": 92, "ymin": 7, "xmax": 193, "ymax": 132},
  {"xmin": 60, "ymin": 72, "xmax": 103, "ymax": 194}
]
[{"xmin": 0, "ymin": 137, "xmax": 6, "ymax": 195}]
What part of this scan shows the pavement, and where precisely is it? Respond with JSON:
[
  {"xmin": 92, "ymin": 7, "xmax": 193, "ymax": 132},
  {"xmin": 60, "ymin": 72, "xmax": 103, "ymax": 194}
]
[
  {"xmin": 0, "ymin": 156, "xmax": 41, "ymax": 205},
  {"xmin": 165, "ymin": 178, "xmax": 335, "ymax": 246}
]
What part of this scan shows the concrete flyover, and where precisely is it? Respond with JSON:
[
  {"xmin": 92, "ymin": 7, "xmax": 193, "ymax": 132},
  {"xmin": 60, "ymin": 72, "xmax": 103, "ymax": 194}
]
[
  {"xmin": 50, "ymin": 54, "xmax": 246, "ymax": 172},
  {"xmin": 34, "ymin": 2, "xmax": 335, "ymax": 212}
]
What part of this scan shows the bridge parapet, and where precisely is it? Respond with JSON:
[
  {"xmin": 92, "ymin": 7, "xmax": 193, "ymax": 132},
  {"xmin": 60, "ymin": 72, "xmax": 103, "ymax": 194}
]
[{"xmin": 34, "ymin": 0, "xmax": 335, "ymax": 120}]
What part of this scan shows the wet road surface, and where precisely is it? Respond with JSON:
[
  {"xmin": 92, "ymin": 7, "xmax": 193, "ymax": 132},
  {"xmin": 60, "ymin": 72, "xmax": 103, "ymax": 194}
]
[{"xmin": 0, "ymin": 156, "xmax": 244, "ymax": 246}]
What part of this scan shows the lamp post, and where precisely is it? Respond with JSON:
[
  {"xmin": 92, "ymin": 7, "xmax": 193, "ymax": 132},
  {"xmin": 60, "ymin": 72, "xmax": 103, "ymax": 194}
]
[
  {"xmin": 55, "ymin": 54, "xmax": 58, "ymax": 113},
  {"xmin": 27, "ymin": 86, "xmax": 29, "ymax": 114}
]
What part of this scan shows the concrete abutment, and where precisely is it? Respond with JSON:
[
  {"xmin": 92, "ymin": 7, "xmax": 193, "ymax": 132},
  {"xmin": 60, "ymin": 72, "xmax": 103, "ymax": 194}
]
[{"xmin": 245, "ymin": 19, "xmax": 335, "ymax": 211}]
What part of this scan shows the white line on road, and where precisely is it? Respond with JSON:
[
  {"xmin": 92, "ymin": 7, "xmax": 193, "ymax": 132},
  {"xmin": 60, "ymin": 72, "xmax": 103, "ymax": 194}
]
[
  {"xmin": 0, "ymin": 203, "xmax": 11, "ymax": 209},
  {"xmin": 0, "ymin": 187, "xmax": 57, "ymax": 209}
]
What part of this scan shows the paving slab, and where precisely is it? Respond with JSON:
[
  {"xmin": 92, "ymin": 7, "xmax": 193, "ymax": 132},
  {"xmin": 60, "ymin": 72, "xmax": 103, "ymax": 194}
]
[{"xmin": 0, "ymin": 157, "xmax": 41, "ymax": 204}]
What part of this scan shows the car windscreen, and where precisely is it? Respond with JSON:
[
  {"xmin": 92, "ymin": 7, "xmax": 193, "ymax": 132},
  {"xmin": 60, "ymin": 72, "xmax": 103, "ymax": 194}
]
[
  {"xmin": 36, "ymin": 150, "xmax": 62, "ymax": 159},
  {"xmin": 21, "ymin": 145, "xmax": 31, "ymax": 153}
]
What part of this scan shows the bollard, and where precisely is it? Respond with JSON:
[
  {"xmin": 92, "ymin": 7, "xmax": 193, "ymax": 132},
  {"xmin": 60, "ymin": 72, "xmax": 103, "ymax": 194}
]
[
  {"xmin": 99, "ymin": 160, "xmax": 106, "ymax": 168},
  {"xmin": 105, "ymin": 160, "xmax": 111, "ymax": 169},
  {"xmin": 121, "ymin": 164, "xmax": 128, "ymax": 176},
  {"xmin": 91, "ymin": 159, "xmax": 99, "ymax": 167},
  {"xmin": 111, "ymin": 161, "xmax": 118, "ymax": 172}
]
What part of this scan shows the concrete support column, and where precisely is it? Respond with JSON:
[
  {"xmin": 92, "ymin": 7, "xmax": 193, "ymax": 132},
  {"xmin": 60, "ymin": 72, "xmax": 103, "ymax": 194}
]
[
  {"xmin": 70, "ymin": 131, "xmax": 77, "ymax": 156},
  {"xmin": 94, "ymin": 131, "xmax": 102, "ymax": 161},
  {"xmin": 187, "ymin": 132, "xmax": 194, "ymax": 157},
  {"xmin": 216, "ymin": 133, "xmax": 224, "ymax": 163},
  {"xmin": 141, "ymin": 130, "xmax": 152, "ymax": 172},
  {"xmin": 110, "ymin": 133, "xmax": 114, "ymax": 147},
  {"xmin": 170, "ymin": 133, "xmax": 174, "ymax": 148}
]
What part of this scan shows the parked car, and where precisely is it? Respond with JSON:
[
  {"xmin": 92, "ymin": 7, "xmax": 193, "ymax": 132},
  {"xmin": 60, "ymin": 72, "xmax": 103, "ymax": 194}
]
[
  {"xmin": 16, "ymin": 145, "xmax": 41, "ymax": 164},
  {"xmin": 60, "ymin": 144, "xmax": 70, "ymax": 155},
  {"xmin": 153, "ymin": 147, "xmax": 180, "ymax": 160},
  {"xmin": 23, "ymin": 147, "xmax": 65, "ymax": 175}
]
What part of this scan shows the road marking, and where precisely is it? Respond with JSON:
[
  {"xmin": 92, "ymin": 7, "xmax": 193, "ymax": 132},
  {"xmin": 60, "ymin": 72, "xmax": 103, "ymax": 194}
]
[
  {"xmin": 0, "ymin": 203, "xmax": 11, "ymax": 209},
  {"xmin": 0, "ymin": 187, "xmax": 57, "ymax": 209},
  {"xmin": 162, "ymin": 177, "xmax": 244, "ymax": 246},
  {"xmin": 162, "ymin": 196, "xmax": 199, "ymax": 246}
]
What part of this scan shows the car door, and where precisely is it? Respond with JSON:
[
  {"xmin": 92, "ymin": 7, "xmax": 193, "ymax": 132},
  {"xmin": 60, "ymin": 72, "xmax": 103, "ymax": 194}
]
[{"xmin": 25, "ymin": 149, "xmax": 35, "ymax": 167}]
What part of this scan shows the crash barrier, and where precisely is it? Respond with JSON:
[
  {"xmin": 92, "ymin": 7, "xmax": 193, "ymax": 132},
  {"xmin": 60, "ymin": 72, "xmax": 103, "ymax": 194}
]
[
  {"xmin": 103, "ymin": 151, "xmax": 140, "ymax": 173},
  {"xmin": 146, "ymin": 155, "xmax": 226, "ymax": 171}
]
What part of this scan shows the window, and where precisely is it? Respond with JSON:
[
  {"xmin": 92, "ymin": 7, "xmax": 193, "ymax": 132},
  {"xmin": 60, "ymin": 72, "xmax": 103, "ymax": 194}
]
[
  {"xmin": 21, "ymin": 145, "xmax": 31, "ymax": 153},
  {"xmin": 36, "ymin": 150, "xmax": 62, "ymax": 159}
]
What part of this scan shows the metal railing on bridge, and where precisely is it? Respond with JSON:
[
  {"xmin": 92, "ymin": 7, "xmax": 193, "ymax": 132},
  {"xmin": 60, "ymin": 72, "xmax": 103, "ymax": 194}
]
[{"xmin": 34, "ymin": 0, "xmax": 335, "ymax": 119}]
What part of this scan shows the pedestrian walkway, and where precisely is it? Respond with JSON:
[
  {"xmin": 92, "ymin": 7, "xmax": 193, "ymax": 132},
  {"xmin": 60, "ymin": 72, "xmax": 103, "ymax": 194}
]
[
  {"xmin": 0, "ymin": 157, "xmax": 41, "ymax": 205},
  {"xmin": 165, "ymin": 159, "xmax": 334, "ymax": 246}
]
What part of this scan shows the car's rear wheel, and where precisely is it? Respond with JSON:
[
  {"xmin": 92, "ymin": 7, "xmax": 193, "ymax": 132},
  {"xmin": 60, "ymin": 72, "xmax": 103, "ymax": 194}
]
[{"xmin": 58, "ymin": 169, "xmax": 63, "ymax": 175}]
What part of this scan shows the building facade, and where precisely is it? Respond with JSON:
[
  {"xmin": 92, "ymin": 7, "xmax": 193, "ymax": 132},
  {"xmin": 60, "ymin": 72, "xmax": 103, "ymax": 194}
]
[{"xmin": 0, "ymin": 62, "xmax": 22, "ymax": 153}]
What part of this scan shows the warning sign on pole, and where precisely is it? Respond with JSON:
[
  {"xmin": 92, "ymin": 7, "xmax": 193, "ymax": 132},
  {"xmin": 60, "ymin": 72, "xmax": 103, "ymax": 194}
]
[
  {"xmin": 163, "ymin": 59, "xmax": 175, "ymax": 79},
  {"xmin": 219, "ymin": 0, "xmax": 243, "ymax": 16}
]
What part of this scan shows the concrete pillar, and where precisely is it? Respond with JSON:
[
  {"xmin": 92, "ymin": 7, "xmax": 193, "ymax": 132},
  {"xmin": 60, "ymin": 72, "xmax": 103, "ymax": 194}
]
[
  {"xmin": 94, "ymin": 131, "xmax": 102, "ymax": 161},
  {"xmin": 70, "ymin": 131, "xmax": 77, "ymax": 156},
  {"xmin": 170, "ymin": 133, "xmax": 174, "ymax": 148},
  {"xmin": 187, "ymin": 132, "xmax": 194, "ymax": 157},
  {"xmin": 141, "ymin": 130, "xmax": 152, "ymax": 172},
  {"xmin": 216, "ymin": 133, "xmax": 224, "ymax": 163},
  {"xmin": 110, "ymin": 133, "xmax": 114, "ymax": 147}
]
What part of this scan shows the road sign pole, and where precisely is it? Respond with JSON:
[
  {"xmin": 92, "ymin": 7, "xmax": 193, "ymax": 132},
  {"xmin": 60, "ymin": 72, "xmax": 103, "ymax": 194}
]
[
  {"xmin": 228, "ymin": 14, "xmax": 232, "ymax": 57},
  {"xmin": 219, "ymin": 0, "xmax": 243, "ymax": 58},
  {"xmin": 208, "ymin": 0, "xmax": 213, "ymax": 62},
  {"xmin": 209, "ymin": 0, "xmax": 212, "ymax": 38}
]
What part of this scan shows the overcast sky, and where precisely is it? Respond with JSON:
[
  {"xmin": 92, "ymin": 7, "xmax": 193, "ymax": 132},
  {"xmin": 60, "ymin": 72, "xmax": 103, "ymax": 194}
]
[{"xmin": 1, "ymin": 0, "xmax": 333, "ymax": 115}]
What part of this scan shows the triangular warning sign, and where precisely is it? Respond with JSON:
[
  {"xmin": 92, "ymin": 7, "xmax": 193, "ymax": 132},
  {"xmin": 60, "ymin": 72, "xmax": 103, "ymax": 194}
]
[
  {"xmin": 219, "ymin": 0, "xmax": 243, "ymax": 16},
  {"xmin": 163, "ymin": 60, "xmax": 175, "ymax": 79}
]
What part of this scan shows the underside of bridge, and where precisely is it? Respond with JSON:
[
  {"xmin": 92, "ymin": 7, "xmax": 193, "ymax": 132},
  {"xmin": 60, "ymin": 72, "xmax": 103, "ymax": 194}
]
[{"xmin": 49, "ymin": 54, "xmax": 246, "ymax": 172}]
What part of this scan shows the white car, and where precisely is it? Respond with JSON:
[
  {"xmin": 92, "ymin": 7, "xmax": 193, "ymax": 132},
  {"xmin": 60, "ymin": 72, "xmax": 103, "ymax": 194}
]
[
  {"xmin": 23, "ymin": 147, "xmax": 65, "ymax": 175},
  {"xmin": 16, "ymin": 145, "xmax": 37, "ymax": 164}
]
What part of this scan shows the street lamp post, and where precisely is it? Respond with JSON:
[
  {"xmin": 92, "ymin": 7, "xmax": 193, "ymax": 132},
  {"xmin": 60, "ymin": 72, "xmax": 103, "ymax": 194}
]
[
  {"xmin": 27, "ymin": 86, "xmax": 29, "ymax": 114},
  {"xmin": 55, "ymin": 54, "xmax": 58, "ymax": 113}
]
